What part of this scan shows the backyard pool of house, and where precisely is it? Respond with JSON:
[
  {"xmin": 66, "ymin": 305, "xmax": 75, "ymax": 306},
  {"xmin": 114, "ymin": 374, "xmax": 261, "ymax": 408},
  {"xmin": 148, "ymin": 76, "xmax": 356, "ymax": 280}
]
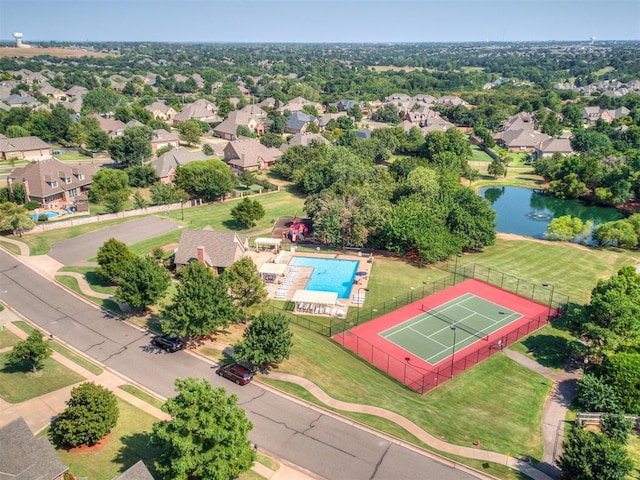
[
  {"xmin": 31, "ymin": 211, "xmax": 60, "ymax": 220},
  {"xmin": 290, "ymin": 256, "xmax": 359, "ymax": 299}
]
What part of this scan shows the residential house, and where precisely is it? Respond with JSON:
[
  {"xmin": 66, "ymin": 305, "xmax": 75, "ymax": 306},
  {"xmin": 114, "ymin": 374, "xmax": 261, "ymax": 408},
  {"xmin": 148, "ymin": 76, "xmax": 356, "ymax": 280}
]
[
  {"xmin": 535, "ymin": 136, "xmax": 574, "ymax": 158},
  {"xmin": 39, "ymin": 83, "xmax": 66, "ymax": 101},
  {"xmin": 333, "ymin": 99, "xmax": 359, "ymax": 112},
  {"xmin": 114, "ymin": 460, "xmax": 155, "ymax": 480},
  {"xmin": 239, "ymin": 104, "xmax": 268, "ymax": 120},
  {"xmin": 145, "ymin": 101, "xmax": 177, "ymax": 121},
  {"xmin": 151, "ymin": 148, "xmax": 209, "ymax": 184},
  {"xmin": 224, "ymin": 137, "xmax": 282, "ymax": 173},
  {"xmin": 493, "ymin": 112, "xmax": 550, "ymax": 152},
  {"xmin": 87, "ymin": 113, "xmax": 127, "ymax": 137},
  {"xmin": 435, "ymin": 95, "xmax": 468, "ymax": 107},
  {"xmin": 258, "ymin": 97, "xmax": 277, "ymax": 109},
  {"xmin": 173, "ymin": 99, "xmax": 221, "ymax": 126},
  {"xmin": 581, "ymin": 106, "xmax": 629, "ymax": 125},
  {"xmin": 0, "ymin": 135, "xmax": 52, "ymax": 160},
  {"xmin": 174, "ymin": 227, "xmax": 248, "ymax": 274},
  {"xmin": 65, "ymin": 85, "xmax": 88, "ymax": 98},
  {"xmin": 213, "ymin": 110, "xmax": 264, "ymax": 140},
  {"xmin": 280, "ymin": 132, "xmax": 330, "ymax": 153},
  {"xmin": 317, "ymin": 112, "xmax": 346, "ymax": 131},
  {"xmin": 278, "ymin": 96, "xmax": 321, "ymax": 113},
  {"xmin": 355, "ymin": 129, "xmax": 372, "ymax": 139},
  {"xmin": 7, "ymin": 157, "xmax": 100, "ymax": 207},
  {"xmin": 151, "ymin": 128, "xmax": 180, "ymax": 152},
  {"xmin": 284, "ymin": 112, "xmax": 317, "ymax": 134},
  {"xmin": 0, "ymin": 417, "xmax": 68, "ymax": 480},
  {"xmin": 5, "ymin": 94, "xmax": 39, "ymax": 108},
  {"xmin": 385, "ymin": 93, "xmax": 412, "ymax": 103},
  {"xmin": 412, "ymin": 94, "xmax": 437, "ymax": 105}
]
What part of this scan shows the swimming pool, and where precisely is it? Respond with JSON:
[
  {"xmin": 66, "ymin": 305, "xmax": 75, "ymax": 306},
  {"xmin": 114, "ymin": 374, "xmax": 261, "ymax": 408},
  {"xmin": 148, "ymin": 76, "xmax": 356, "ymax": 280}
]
[
  {"xmin": 290, "ymin": 256, "xmax": 359, "ymax": 299},
  {"xmin": 31, "ymin": 211, "xmax": 59, "ymax": 220}
]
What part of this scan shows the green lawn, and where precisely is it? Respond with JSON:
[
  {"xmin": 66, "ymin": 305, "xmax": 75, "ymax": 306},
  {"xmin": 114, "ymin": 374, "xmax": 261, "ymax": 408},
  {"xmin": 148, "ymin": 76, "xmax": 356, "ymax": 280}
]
[
  {"xmin": 266, "ymin": 324, "xmax": 551, "ymax": 460},
  {"xmin": 119, "ymin": 384, "xmax": 164, "ymax": 410},
  {"xmin": 469, "ymin": 145, "xmax": 494, "ymax": 162},
  {"xmin": 52, "ymin": 398, "xmax": 160, "ymax": 480},
  {"xmin": 55, "ymin": 275, "xmax": 122, "ymax": 314},
  {"xmin": 0, "ymin": 353, "xmax": 85, "ymax": 403},
  {"xmin": 628, "ymin": 434, "xmax": 640, "ymax": 479},
  {"xmin": 55, "ymin": 152, "xmax": 94, "ymax": 161},
  {"xmin": 59, "ymin": 267, "xmax": 117, "ymax": 295},
  {"xmin": 0, "ymin": 240, "xmax": 22, "ymax": 255},
  {"xmin": 0, "ymin": 328, "xmax": 20, "ymax": 349},
  {"xmin": 13, "ymin": 321, "xmax": 103, "ymax": 376}
]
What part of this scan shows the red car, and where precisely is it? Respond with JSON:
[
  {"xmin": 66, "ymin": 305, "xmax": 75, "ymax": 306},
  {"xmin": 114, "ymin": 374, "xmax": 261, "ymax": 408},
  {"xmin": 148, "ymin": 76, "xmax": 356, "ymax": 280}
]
[{"xmin": 216, "ymin": 363, "xmax": 254, "ymax": 385}]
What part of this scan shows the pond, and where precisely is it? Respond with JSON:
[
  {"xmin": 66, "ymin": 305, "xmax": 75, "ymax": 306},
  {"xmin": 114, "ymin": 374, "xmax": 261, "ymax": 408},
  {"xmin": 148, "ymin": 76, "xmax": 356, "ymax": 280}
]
[{"xmin": 479, "ymin": 186, "xmax": 623, "ymax": 240}]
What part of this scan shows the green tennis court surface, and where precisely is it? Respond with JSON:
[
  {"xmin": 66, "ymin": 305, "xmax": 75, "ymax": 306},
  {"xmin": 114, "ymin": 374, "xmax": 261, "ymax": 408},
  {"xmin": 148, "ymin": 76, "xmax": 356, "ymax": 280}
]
[{"xmin": 379, "ymin": 293, "xmax": 522, "ymax": 365}]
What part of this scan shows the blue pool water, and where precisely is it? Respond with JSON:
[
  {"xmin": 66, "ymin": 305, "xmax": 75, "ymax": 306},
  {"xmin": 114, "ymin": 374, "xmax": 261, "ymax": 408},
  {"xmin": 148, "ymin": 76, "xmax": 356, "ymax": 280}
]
[
  {"xmin": 31, "ymin": 211, "xmax": 59, "ymax": 220},
  {"xmin": 290, "ymin": 256, "xmax": 359, "ymax": 299}
]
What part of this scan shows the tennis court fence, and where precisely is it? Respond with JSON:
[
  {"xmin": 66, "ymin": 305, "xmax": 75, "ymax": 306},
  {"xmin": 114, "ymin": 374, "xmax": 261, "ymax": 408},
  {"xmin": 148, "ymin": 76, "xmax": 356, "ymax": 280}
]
[{"xmin": 333, "ymin": 311, "xmax": 553, "ymax": 394}]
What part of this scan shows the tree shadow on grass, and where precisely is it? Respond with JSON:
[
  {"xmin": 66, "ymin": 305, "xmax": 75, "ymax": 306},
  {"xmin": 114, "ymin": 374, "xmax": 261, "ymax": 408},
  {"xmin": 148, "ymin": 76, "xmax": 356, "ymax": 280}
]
[
  {"xmin": 222, "ymin": 219, "xmax": 247, "ymax": 231},
  {"xmin": 113, "ymin": 432, "xmax": 161, "ymax": 478},
  {"xmin": 1, "ymin": 358, "xmax": 35, "ymax": 374},
  {"xmin": 521, "ymin": 335, "xmax": 577, "ymax": 370},
  {"xmin": 84, "ymin": 271, "xmax": 115, "ymax": 289}
]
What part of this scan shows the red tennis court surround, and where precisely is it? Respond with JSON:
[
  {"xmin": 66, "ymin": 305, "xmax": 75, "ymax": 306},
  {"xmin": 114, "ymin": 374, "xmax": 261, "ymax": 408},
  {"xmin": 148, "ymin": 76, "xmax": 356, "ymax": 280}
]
[{"xmin": 333, "ymin": 278, "xmax": 556, "ymax": 393}]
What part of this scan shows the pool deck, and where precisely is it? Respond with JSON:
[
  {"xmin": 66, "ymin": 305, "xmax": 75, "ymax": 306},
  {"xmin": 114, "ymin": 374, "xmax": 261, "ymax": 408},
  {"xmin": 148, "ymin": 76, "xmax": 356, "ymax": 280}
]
[{"xmin": 248, "ymin": 250, "xmax": 373, "ymax": 316}]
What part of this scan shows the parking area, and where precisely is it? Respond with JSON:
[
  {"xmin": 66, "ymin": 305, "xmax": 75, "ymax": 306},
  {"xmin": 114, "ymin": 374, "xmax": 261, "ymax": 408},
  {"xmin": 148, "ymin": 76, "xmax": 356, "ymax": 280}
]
[{"xmin": 49, "ymin": 216, "xmax": 182, "ymax": 265}]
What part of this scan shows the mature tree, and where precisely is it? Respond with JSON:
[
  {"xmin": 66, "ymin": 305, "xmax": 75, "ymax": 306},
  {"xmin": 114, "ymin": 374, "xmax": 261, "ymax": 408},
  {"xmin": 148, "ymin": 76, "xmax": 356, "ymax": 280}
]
[
  {"xmin": 89, "ymin": 168, "xmax": 130, "ymax": 204},
  {"xmin": 600, "ymin": 352, "xmax": 640, "ymax": 414},
  {"xmin": 174, "ymin": 159, "xmax": 236, "ymax": 202},
  {"xmin": 549, "ymin": 173, "xmax": 588, "ymax": 199},
  {"xmin": 125, "ymin": 164, "xmax": 157, "ymax": 187},
  {"xmin": 558, "ymin": 427, "xmax": 633, "ymax": 480},
  {"xmin": 545, "ymin": 215, "xmax": 593, "ymax": 242},
  {"xmin": 230, "ymin": 197, "xmax": 265, "ymax": 228},
  {"xmin": 580, "ymin": 266, "xmax": 640, "ymax": 356},
  {"xmin": 82, "ymin": 87, "xmax": 120, "ymax": 114},
  {"xmin": 202, "ymin": 143, "xmax": 215, "ymax": 155},
  {"xmin": 96, "ymin": 238, "xmax": 136, "ymax": 283},
  {"xmin": 177, "ymin": 120, "xmax": 202, "ymax": 145},
  {"xmin": 86, "ymin": 128, "xmax": 110, "ymax": 152},
  {"xmin": 5, "ymin": 125, "xmax": 30, "ymax": 138},
  {"xmin": 601, "ymin": 414, "xmax": 633, "ymax": 445},
  {"xmin": 593, "ymin": 220, "xmax": 638, "ymax": 248},
  {"xmin": 447, "ymin": 187, "xmax": 496, "ymax": 250},
  {"xmin": 150, "ymin": 182, "xmax": 185, "ymax": 205},
  {"xmin": 109, "ymin": 125, "xmax": 153, "ymax": 166},
  {"xmin": 152, "ymin": 378, "xmax": 255, "ymax": 480},
  {"xmin": 487, "ymin": 157, "xmax": 506, "ymax": 178},
  {"xmin": 116, "ymin": 256, "xmax": 171, "ymax": 311},
  {"xmin": 48, "ymin": 104, "xmax": 73, "ymax": 143},
  {"xmin": 0, "ymin": 202, "xmax": 34, "ymax": 236},
  {"xmin": 162, "ymin": 262, "xmax": 238, "ymax": 339},
  {"xmin": 222, "ymin": 257, "xmax": 267, "ymax": 308},
  {"xmin": 371, "ymin": 103, "xmax": 402, "ymax": 124},
  {"xmin": 7, "ymin": 330, "xmax": 52, "ymax": 373},
  {"xmin": 50, "ymin": 382, "xmax": 119, "ymax": 448},
  {"xmin": 234, "ymin": 311, "xmax": 293, "ymax": 370},
  {"xmin": 267, "ymin": 110, "xmax": 286, "ymax": 134},
  {"xmin": 576, "ymin": 374, "xmax": 622, "ymax": 413}
]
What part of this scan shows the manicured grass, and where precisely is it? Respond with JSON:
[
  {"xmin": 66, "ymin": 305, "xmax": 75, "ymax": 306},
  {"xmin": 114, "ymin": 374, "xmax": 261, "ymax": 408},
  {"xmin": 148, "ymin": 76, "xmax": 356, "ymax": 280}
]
[
  {"xmin": 13, "ymin": 321, "xmax": 103, "ymax": 375},
  {"xmin": 628, "ymin": 434, "xmax": 640, "ymax": 479},
  {"xmin": 509, "ymin": 318, "xmax": 579, "ymax": 371},
  {"xmin": 59, "ymin": 266, "xmax": 117, "ymax": 295},
  {"xmin": 55, "ymin": 152, "xmax": 94, "ymax": 161},
  {"xmin": 119, "ymin": 384, "xmax": 164, "ymax": 410},
  {"xmin": 458, "ymin": 238, "xmax": 640, "ymax": 305},
  {"xmin": 0, "ymin": 353, "xmax": 85, "ymax": 403},
  {"xmin": 0, "ymin": 240, "xmax": 21, "ymax": 255},
  {"xmin": 469, "ymin": 144, "xmax": 494, "ymax": 162},
  {"xmin": 256, "ymin": 454, "xmax": 279, "ymax": 472},
  {"xmin": 126, "ymin": 189, "xmax": 305, "ymax": 256},
  {"xmin": 53, "ymin": 398, "xmax": 160, "ymax": 480},
  {"xmin": 471, "ymin": 167, "xmax": 547, "ymax": 190},
  {"xmin": 16, "ymin": 217, "xmax": 135, "ymax": 255},
  {"xmin": 55, "ymin": 275, "xmax": 120, "ymax": 314},
  {"xmin": 273, "ymin": 325, "xmax": 551, "ymax": 460},
  {"xmin": 0, "ymin": 328, "xmax": 20, "ymax": 349}
]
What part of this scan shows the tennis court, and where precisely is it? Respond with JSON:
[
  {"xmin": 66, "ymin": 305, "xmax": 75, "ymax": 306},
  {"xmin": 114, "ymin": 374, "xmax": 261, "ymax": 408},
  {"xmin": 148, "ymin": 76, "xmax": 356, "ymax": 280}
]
[{"xmin": 379, "ymin": 293, "xmax": 521, "ymax": 365}]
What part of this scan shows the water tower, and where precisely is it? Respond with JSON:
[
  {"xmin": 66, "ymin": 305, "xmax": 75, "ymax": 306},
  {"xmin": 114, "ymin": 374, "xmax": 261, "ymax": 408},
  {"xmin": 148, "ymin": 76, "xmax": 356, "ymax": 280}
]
[{"xmin": 13, "ymin": 32, "xmax": 23, "ymax": 48}]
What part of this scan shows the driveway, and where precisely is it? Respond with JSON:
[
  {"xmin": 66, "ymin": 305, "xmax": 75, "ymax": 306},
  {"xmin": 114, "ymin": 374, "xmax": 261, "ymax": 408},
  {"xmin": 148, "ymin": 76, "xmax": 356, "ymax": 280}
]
[{"xmin": 49, "ymin": 216, "xmax": 182, "ymax": 265}]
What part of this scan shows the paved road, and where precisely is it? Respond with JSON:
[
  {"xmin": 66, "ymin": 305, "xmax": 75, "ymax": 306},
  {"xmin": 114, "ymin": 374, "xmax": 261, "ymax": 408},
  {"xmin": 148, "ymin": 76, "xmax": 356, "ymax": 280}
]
[
  {"xmin": 49, "ymin": 216, "xmax": 182, "ymax": 264},
  {"xmin": 0, "ymin": 249, "xmax": 482, "ymax": 480}
]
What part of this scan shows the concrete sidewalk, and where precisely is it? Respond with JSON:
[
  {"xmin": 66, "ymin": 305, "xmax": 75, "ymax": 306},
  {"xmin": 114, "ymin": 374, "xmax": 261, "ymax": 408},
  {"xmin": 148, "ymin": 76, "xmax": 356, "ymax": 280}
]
[{"xmin": 0, "ymin": 309, "xmax": 315, "ymax": 480}]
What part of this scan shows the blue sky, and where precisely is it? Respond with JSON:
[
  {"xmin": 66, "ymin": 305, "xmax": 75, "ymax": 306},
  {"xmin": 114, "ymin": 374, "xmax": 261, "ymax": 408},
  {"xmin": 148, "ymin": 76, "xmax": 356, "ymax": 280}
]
[{"xmin": 1, "ymin": 0, "xmax": 638, "ymax": 43}]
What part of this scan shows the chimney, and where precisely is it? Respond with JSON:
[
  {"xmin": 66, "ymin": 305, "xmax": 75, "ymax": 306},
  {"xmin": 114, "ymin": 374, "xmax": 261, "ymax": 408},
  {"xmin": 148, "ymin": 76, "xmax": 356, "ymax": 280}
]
[{"xmin": 196, "ymin": 246, "xmax": 205, "ymax": 264}]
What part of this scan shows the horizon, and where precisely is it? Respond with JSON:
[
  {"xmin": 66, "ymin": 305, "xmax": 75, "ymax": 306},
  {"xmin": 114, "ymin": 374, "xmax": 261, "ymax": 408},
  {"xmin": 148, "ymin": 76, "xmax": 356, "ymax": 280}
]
[{"xmin": 1, "ymin": 0, "xmax": 638, "ymax": 44}]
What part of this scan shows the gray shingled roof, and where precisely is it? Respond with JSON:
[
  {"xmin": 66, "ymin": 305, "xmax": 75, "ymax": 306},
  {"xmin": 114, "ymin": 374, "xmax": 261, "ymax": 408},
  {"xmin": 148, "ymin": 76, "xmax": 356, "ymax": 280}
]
[
  {"xmin": 286, "ymin": 112, "xmax": 316, "ymax": 132},
  {"xmin": 113, "ymin": 460, "xmax": 155, "ymax": 480},
  {"xmin": 0, "ymin": 417, "xmax": 68, "ymax": 480},
  {"xmin": 9, "ymin": 157, "xmax": 100, "ymax": 201},
  {"xmin": 174, "ymin": 228, "xmax": 247, "ymax": 268},
  {"xmin": 151, "ymin": 148, "xmax": 209, "ymax": 179},
  {"xmin": 0, "ymin": 136, "xmax": 51, "ymax": 153}
]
